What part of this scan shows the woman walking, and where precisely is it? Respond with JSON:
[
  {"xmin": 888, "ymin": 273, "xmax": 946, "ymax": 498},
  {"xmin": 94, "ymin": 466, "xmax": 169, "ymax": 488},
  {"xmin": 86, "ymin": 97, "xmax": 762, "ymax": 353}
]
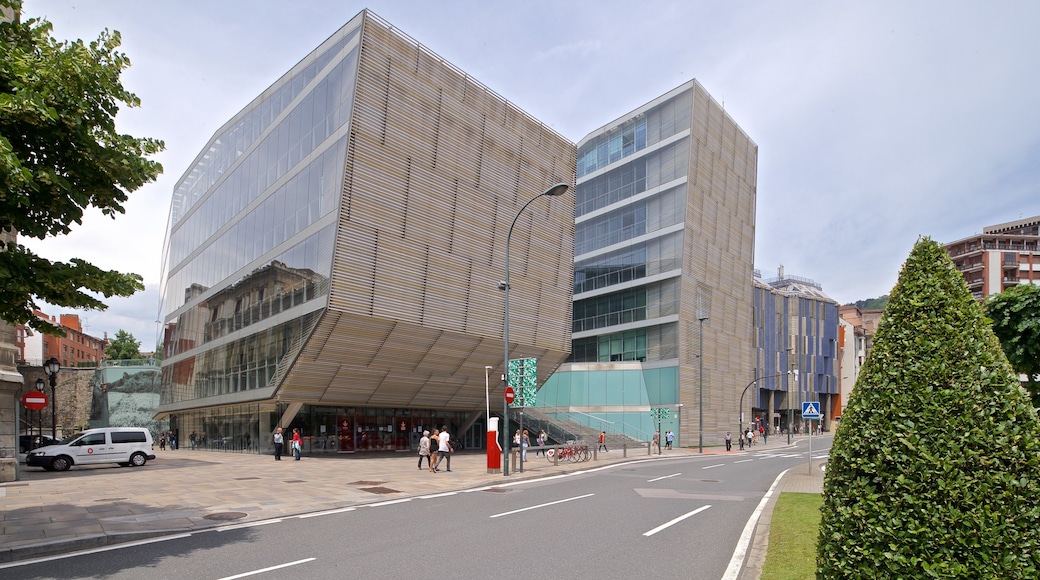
[
  {"xmin": 428, "ymin": 429, "xmax": 440, "ymax": 472},
  {"xmin": 418, "ymin": 430, "xmax": 431, "ymax": 469}
]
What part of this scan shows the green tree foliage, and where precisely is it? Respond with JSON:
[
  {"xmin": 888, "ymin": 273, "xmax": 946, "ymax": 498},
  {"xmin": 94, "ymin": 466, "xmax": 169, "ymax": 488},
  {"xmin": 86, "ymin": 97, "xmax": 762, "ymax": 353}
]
[
  {"xmin": 846, "ymin": 295, "xmax": 889, "ymax": 310},
  {"xmin": 104, "ymin": 329, "xmax": 142, "ymax": 360},
  {"xmin": 0, "ymin": 0, "xmax": 163, "ymax": 335},
  {"xmin": 818, "ymin": 237, "xmax": 1040, "ymax": 578},
  {"xmin": 986, "ymin": 284, "xmax": 1040, "ymax": 406}
]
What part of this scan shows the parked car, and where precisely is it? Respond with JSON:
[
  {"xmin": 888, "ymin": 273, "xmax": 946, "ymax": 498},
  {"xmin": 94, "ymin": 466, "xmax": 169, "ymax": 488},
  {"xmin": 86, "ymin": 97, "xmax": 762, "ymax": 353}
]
[
  {"xmin": 25, "ymin": 427, "xmax": 155, "ymax": 471},
  {"xmin": 19, "ymin": 435, "xmax": 59, "ymax": 454}
]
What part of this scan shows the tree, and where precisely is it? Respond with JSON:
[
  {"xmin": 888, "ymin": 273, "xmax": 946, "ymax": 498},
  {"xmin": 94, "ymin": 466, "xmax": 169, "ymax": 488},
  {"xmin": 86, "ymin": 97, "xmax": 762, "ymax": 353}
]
[
  {"xmin": 104, "ymin": 329, "xmax": 142, "ymax": 360},
  {"xmin": 0, "ymin": 0, "xmax": 163, "ymax": 336},
  {"xmin": 818, "ymin": 237, "xmax": 1040, "ymax": 578},
  {"xmin": 986, "ymin": 283, "xmax": 1040, "ymax": 406}
]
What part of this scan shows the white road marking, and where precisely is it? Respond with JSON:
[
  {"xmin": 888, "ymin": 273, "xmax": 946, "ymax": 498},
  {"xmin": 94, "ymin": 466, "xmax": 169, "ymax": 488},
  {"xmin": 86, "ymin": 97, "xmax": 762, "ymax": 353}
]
[
  {"xmin": 648, "ymin": 473, "xmax": 682, "ymax": 482},
  {"xmin": 218, "ymin": 558, "xmax": 316, "ymax": 579},
  {"xmin": 489, "ymin": 493, "xmax": 595, "ymax": 518},
  {"xmin": 217, "ymin": 519, "xmax": 282, "ymax": 532},
  {"xmin": 418, "ymin": 492, "xmax": 458, "ymax": 499},
  {"xmin": 299, "ymin": 507, "xmax": 356, "ymax": 518},
  {"xmin": 643, "ymin": 505, "xmax": 712, "ymax": 537},
  {"xmin": 734, "ymin": 459, "xmax": 754, "ymax": 464},
  {"xmin": 702, "ymin": 463, "xmax": 725, "ymax": 470},
  {"xmin": 0, "ymin": 534, "xmax": 192, "ymax": 569},
  {"xmin": 721, "ymin": 468, "xmax": 789, "ymax": 580},
  {"xmin": 366, "ymin": 498, "xmax": 412, "ymax": 507}
]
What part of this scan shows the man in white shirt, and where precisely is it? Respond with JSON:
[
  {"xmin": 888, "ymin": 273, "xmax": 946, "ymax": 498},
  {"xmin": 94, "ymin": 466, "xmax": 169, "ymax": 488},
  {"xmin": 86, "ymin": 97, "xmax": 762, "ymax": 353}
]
[{"xmin": 435, "ymin": 425, "xmax": 452, "ymax": 472}]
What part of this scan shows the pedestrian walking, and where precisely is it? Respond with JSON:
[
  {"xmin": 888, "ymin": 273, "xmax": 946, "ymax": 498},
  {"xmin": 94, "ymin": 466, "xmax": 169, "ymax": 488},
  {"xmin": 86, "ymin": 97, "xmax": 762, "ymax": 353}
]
[
  {"xmin": 521, "ymin": 429, "xmax": 530, "ymax": 461},
  {"xmin": 429, "ymin": 429, "xmax": 440, "ymax": 472},
  {"xmin": 725, "ymin": 431, "xmax": 732, "ymax": 451},
  {"xmin": 273, "ymin": 427, "xmax": 284, "ymax": 460},
  {"xmin": 418, "ymin": 430, "xmax": 431, "ymax": 469},
  {"xmin": 536, "ymin": 430, "xmax": 547, "ymax": 456},
  {"xmin": 190, "ymin": 431, "xmax": 197, "ymax": 450},
  {"xmin": 738, "ymin": 429, "xmax": 745, "ymax": 450},
  {"xmin": 652, "ymin": 431, "xmax": 661, "ymax": 454},
  {"xmin": 665, "ymin": 430, "xmax": 674, "ymax": 450},
  {"xmin": 292, "ymin": 428, "xmax": 302, "ymax": 460},
  {"xmin": 598, "ymin": 431, "xmax": 608, "ymax": 452},
  {"xmin": 159, "ymin": 434, "xmax": 166, "ymax": 451},
  {"xmin": 435, "ymin": 426, "xmax": 452, "ymax": 472}
]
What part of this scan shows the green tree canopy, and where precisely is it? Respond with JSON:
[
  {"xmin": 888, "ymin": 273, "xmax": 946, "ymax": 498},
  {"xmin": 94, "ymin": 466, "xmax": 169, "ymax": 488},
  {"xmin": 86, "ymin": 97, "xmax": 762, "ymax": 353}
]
[
  {"xmin": 818, "ymin": 237, "xmax": 1040, "ymax": 578},
  {"xmin": 0, "ymin": 0, "xmax": 163, "ymax": 335},
  {"xmin": 104, "ymin": 329, "xmax": 142, "ymax": 360},
  {"xmin": 986, "ymin": 283, "xmax": 1040, "ymax": 406}
]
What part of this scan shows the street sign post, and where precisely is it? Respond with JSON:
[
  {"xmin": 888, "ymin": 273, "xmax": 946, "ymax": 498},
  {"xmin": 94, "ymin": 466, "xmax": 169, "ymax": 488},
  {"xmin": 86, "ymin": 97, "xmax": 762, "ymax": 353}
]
[
  {"xmin": 802, "ymin": 401, "xmax": 821, "ymax": 474},
  {"xmin": 22, "ymin": 391, "xmax": 48, "ymax": 411}
]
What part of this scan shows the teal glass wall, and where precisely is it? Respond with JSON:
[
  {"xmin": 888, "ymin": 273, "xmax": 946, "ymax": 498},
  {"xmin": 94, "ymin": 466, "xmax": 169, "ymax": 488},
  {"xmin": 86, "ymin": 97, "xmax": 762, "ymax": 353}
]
[{"xmin": 535, "ymin": 366, "xmax": 680, "ymax": 439}]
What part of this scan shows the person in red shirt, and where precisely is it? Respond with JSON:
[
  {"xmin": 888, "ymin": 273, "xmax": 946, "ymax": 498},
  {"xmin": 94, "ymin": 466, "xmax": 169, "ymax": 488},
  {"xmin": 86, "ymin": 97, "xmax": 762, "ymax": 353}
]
[
  {"xmin": 598, "ymin": 431, "xmax": 608, "ymax": 452},
  {"xmin": 292, "ymin": 428, "xmax": 303, "ymax": 461}
]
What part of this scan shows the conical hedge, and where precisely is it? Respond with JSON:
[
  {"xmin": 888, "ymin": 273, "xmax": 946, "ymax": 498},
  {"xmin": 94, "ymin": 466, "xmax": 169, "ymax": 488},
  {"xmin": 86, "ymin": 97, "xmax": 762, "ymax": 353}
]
[{"xmin": 817, "ymin": 237, "xmax": 1040, "ymax": 578}]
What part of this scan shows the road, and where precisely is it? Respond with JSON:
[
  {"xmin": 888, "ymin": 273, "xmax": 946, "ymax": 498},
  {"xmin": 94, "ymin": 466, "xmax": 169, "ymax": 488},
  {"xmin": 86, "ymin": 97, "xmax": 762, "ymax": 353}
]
[{"xmin": 1, "ymin": 438, "xmax": 831, "ymax": 580}]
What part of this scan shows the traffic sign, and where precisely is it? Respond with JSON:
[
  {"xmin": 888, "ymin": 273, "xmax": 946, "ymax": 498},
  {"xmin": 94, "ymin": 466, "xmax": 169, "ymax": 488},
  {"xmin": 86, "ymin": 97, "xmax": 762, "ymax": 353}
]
[
  {"xmin": 504, "ymin": 387, "xmax": 515, "ymax": 404},
  {"xmin": 22, "ymin": 391, "xmax": 48, "ymax": 411},
  {"xmin": 802, "ymin": 401, "xmax": 821, "ymax": 419}
]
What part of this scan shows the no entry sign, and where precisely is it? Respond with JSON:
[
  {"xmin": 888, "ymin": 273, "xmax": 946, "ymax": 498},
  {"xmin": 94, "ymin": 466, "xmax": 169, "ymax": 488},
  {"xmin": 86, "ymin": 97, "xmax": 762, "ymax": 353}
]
[
  {"xmin": 22, "ymin": 391, "xmax": 48, "ymax": 411},
  {"xmin": 504, "ymin": 387, "xmax": 515, "ymax": 404}
]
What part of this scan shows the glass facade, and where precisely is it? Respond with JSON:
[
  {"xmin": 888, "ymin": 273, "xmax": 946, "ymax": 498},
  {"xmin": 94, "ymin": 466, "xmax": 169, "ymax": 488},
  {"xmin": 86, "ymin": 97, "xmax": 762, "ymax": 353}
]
[
  {"xmin": 159, "ymin": 24, "xmax": 362, "ymax": 410},
  {"xmin": 166, "ymin": 403, "xmax": 479, "ymax": 456},
  {"xmin": 536, "ymin": 366, "xmax": 680, "ymax": 441}
]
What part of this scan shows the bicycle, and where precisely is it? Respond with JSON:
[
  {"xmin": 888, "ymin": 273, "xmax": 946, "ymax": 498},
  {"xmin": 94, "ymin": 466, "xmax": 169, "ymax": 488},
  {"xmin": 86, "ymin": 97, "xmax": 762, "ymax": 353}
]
[{"xmin": 545, "ymin": 444, "xmax": 591, "ymax": 463}]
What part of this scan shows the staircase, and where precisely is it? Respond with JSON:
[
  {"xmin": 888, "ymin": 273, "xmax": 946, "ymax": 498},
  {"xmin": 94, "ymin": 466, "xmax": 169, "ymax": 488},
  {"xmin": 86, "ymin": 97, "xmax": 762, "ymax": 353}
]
[{"xmin": 507, "ymin": 406, "xmax": 644, "ymax": 451}]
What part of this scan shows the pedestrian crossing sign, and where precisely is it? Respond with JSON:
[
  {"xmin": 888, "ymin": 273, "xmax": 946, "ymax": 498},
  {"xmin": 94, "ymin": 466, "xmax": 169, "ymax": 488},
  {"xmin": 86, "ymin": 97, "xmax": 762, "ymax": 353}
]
[{"xmin": 802, "ymin": 401, "xmax": 821, "ymax": 419}]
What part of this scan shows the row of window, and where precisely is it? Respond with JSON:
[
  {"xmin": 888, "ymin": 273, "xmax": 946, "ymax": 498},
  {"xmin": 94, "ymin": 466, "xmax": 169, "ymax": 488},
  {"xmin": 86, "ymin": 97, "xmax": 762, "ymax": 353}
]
[
  {"xmin": 573, "ymin": 288, "xmax": 648, "ymax": 333},
  {"xmin": 171, "ymin": 29, "xmax": 358, "ymax": 226},
  {"xmin": 577, "ymin": 118, "xmax": 647, "ymax": 178},
  {"xmin": 167, "ymin": 50, "xmax": 356, "ymax": 270}
]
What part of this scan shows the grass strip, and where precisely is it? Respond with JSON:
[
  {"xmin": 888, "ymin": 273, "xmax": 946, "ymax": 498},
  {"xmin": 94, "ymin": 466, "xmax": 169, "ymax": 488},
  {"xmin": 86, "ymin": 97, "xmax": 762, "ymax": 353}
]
[{"xmin": 761, "ymin": 492, "xmax": 821, "ymax": 580}]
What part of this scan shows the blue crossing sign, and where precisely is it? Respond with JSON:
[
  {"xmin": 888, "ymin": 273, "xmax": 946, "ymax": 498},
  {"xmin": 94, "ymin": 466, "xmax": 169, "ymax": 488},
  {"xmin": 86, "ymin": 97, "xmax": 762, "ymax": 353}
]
[{"xmin": 802, "ymin": 401, "xmax": 821, "ymax": 419}]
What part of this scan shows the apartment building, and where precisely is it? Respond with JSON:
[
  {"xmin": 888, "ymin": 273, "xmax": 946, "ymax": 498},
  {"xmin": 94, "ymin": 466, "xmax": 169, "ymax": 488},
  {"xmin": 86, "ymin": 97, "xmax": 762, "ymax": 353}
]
[{"xmin": 945, "ymin": 214, "xmax": 1040, "ymax": 299}]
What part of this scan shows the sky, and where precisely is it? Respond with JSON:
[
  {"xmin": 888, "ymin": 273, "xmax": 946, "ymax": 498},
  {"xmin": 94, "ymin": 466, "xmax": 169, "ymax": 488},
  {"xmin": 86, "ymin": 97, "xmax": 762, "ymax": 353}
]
[{"xmin": 19, "ymin": 0, "xmax": 1040, "ymax": 349}]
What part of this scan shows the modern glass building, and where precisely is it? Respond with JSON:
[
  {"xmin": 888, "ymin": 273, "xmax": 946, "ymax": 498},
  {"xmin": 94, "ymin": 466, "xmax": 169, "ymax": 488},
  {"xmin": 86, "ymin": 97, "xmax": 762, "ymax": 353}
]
[
  {"xmin": 750, "ymin": 269, "xmax": 840, "ymax": 435},
  {"xmin": 154, "ymin": 10, "xmax": 575, "ymax": 454},
  {"xmin": 538, "ymin": 80, "xmax": 759, "ymax": 447}
]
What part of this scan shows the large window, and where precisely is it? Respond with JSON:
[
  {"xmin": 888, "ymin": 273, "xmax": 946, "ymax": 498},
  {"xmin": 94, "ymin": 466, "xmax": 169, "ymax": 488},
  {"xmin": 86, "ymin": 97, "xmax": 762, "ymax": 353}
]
[
  {"xmin": 573, "ymin": 288, "xmax": 647, "ymax": 333},
  {"xmin": 575, "ymin": 202, "xmax": 647, "ymax": 255},
  {"xmin": 574, "ymin": 246, "xmax": 647, "ymax": 294},
  {"xmin": 577, "ymin": 118, "xmax": 647, "ymax": 178},
  {"xmin": 570, "ymin": 329, "xmax": 647, "ymax": 362}
]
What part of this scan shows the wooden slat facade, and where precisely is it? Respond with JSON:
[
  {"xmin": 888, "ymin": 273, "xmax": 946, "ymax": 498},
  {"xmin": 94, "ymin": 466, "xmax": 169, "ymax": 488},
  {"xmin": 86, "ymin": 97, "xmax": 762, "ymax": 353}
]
[{"xmin": 278, "ymin": 11, "xmax": 576, "ymax": 410}]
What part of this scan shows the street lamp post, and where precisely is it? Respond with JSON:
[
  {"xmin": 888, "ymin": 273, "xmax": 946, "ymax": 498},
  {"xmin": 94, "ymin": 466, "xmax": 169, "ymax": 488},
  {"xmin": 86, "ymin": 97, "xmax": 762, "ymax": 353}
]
[
  {"xmin": 698, "ymin": 314, "xmax": 707, "ymax": 453},
  {"xmin": 739, "ymin": 372, "xmax": 793, "ymax": 439},
  {"xmin": 44, "ymin": 357, "xmax": 60, "ymax": 439},
  {"xmin": 788, "ymin": 368, "xmax": 798, "ymax": 444},
  {"xmin": 501, "ymin": 183, "xmax": 569, "ymax": 477}
]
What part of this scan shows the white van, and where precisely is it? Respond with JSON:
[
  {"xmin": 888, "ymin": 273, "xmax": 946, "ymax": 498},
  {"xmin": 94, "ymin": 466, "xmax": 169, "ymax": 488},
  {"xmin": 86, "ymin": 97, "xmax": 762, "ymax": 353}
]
[{"xmin": 25, "ymin": 427, "xmax": 156, "ymax": 471}]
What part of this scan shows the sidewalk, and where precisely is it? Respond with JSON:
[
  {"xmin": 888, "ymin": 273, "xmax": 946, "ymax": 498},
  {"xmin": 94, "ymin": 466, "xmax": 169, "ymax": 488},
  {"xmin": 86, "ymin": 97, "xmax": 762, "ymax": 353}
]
[{"xmin": 0, "ymin": 438, "xmax": 824, "ymax": 566}]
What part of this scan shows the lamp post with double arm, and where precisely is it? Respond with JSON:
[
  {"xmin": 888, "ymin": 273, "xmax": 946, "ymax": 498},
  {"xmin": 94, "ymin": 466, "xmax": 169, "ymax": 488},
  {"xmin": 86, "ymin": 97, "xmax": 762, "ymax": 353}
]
[
  {"xmin": 44, "ymin": 357, "xmax": 60, "ymax": 439},
  {"xmin": 500, "ymin": 183, "xmax": 569, "ymax": 476}
]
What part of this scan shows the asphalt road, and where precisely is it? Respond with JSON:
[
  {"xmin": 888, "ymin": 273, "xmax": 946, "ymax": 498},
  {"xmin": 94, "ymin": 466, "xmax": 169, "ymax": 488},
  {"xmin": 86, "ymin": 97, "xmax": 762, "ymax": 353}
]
[{"xmin": 1, "ymin": 440, "xmax": 830, "ymax": 580}]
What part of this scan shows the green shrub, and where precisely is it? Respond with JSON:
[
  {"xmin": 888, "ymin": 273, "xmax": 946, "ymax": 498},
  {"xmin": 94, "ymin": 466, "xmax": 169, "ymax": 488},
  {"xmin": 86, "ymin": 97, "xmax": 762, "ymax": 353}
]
[{"xmin": 817, "ymin": 237, "xmax": 1040, "ymax": 578}]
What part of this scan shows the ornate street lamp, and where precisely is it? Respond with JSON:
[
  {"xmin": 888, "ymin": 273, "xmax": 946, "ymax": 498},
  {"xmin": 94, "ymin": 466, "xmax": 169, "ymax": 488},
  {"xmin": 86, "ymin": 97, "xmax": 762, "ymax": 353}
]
[
  {"xmin": 501, "ymin": 183, "xmax": 568, "ymax": 476},
  {"xmin": 44, "ymin": 357, "xmax": 60, "ymax": 439}
]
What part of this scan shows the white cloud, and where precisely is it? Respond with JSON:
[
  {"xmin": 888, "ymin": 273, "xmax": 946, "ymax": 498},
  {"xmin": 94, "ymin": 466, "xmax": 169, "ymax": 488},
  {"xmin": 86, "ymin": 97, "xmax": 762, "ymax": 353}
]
[{"xmin": 17, "ymin": 0, "xmax": 1040, "ymax": 326}]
